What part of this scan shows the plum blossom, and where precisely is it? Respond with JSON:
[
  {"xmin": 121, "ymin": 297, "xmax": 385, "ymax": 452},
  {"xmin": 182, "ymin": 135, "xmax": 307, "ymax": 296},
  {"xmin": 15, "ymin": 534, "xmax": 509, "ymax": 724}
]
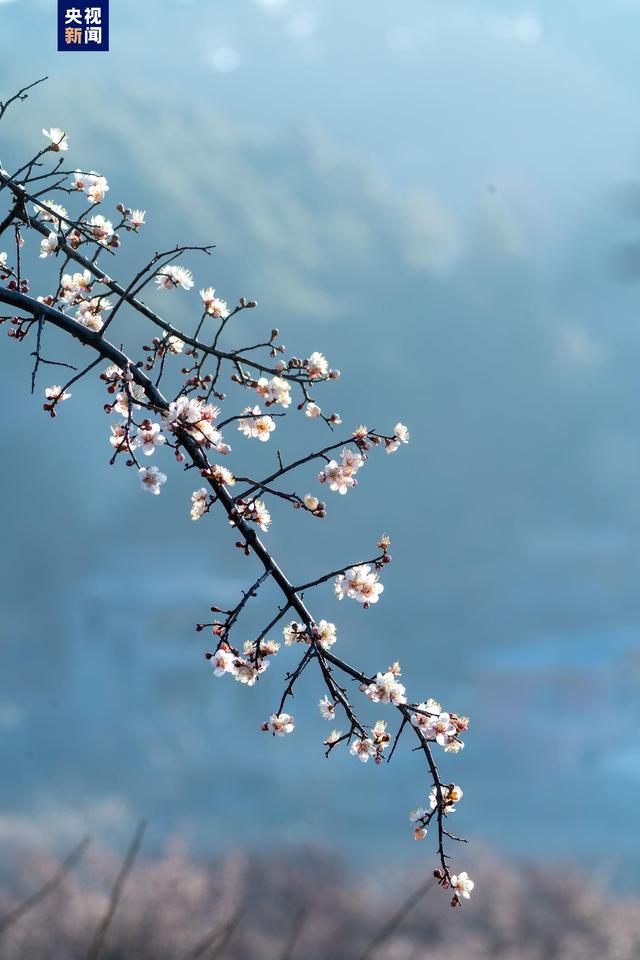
[
  {"xmin": 319, "ymin": 696, "xmax": 335, "ymax": 720},
  {"xmin": 162, "ymin": 396, "xmax": 222, "ymax": 446},
  {"xmin": 0, "ymin": 252, "xmax": 7, "ymax": 272},
  {"xmin": 210, "ymin": 647, "xmax": 236, "ymax": 677},
  {"xmin": 35, "ymin": 200, "xmax": 68, "ymax": 228},
  {"xmin": 44, "ymin": 385, "xmax": 71, "ymax": 403},
  {"xmin": 304, "ymin": 494, "xmax": 319, "ymax": 511},
  {"xmin": 164, "ymin": 335, "xmax": 184, "ymax": 354},
  {"xmin": 113, "ymin": 383, "xmax": 146, "ymax": 416},
  {"xmin": 155, "ymin": 265, "xmax": 194, "ymax": 290},
  {"xmin": 133, "ymin": 421, "xmax": 166, "ymax": 456},
  {"xmin": 334, "ymin": 564, "xmax": 384, "ymax": 606},
  {"xmin": 305, "ymin": 402, "xmax": 321, "ymax": 418},
  {"xmin": 42, "ymin": 127, "xmax": 68, "ymax": 151},
  {"xmin": 424, "ymin": 712, "xmax": 458, "ymax": 748},
  {"xmin": 255, "ymin": 376, "xmax": 291, "ymax": 408},
  {"xmin": 283, "ymin": 621, "xmax": 306, "ymax": 645},
  {"xmin": 88, "ymin": 214, "xmax": 114, "ymax": 244},
  {"xmin": 71, "ymin": 171, "xmax": 109, "ymax": 204},
  {"xmin": 139, "ymin": 465, "xmax": 167, "ymax": 495},
  {"xmin": 318, "ymin": 447, "xmax": 364, "ymax": 495},
  {"xmin": 200, "ymin": 287, "xmax": 229, "ymax": 318},
  {"xmin": 191, "ymin": 488, "xmax": 209, "ymax": 521},
  {"xmin": 209, "ymin": 464, "xmax": 236, "ymax": 486},
  {"xmin": 386, "ymin": 422, "xmax": 410, "ymax": 454},
  {"xmin": 236, "ymin": 498, "xmax": 271, "ymax": 532},
  {"xmin": 365, "ymin": 671, "xmax": 407, "ymax": 705},
  {"xmin": 237, "ymin": 405, "xmax": 276, "ymax": 442},
  {"xmin": 109, "ymin": 423, "xmax": 128, "ymax": 451},
  {"xmin": 325, "ymin": 729, "xmax": 343, "ymax": 746},
  {"xmin": 128, "ymin": 209, "xmax": 146, "ymax": 229},
  {"xmin": 429, "ymin": 783, "xmax": 463, "ymax": 813},
  {"xmin": 61, "ymin": 269, "xmax": 92, "ymax": 303},
  {"xmin": 39, "ymin": 231, "xmax": 59, "ymax": 258},
  {"xmin": 410, "ymin": 699, "xmax": 442, "ymax": 735},
  {"xmin": 350, "ymin": 737, "xmax": 377, "ymax": 763},
  {"xmin": 409, "ymin": 807, "xmax": 429, "ymax": 841},
  {"xmin": 315, "ymin": 619, "xmax": 336, "ymax": 650},
  {"xmin": 307, "ymin": 351, "xmax": 328, "ymax": 379},
  {"xmin": 76, "ymin": 297, "xmax": 112, "ymax": 332},
  {"xmin": 234, "ymin": 658, "xmax": 269, "ymax": 686},
  {"xmin": 450, "ymin": 872, "xmax": 474, "ymax": 901},
  {"xmin": 265, "ymin": 712, "xmax": 295, "ymax": 736}
]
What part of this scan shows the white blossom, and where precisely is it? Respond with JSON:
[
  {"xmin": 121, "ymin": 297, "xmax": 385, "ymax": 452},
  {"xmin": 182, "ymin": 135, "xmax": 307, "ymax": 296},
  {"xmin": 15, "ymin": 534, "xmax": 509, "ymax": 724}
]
[
  {"xmin": 283, "ymin": 621, "xmax": 306, "ymax": 645},
  {"xmin": 307, "ymin": 351, "xmax": 328, "ymax": 379},
  {"xmin": 42, "ymin": 127, "xmax": 68, "ymax": 151},
  {"xmin": 325, "ymin": 729, "xmax": 343, "ymax": 746},
  {"xmin": 255, "ymin": 376, "xmax": 291, "ymax": 408},
  {"xmin": 138, "ymin": 465, "xmax": 167, "ymax": 495},
  {"xmin": 365, "ymin": 671, "xmax": 407, "ymax": 705},
  {"xmin": 191, "ymin": 488, "xmax": 209, "ymax": 521},
  {"xmin": 423, "ymin": 712, "xmax": 458, "ymax": 748},
  {"xmin": 156, "ymin": 265, "xmax": 194, "ymax": 290},
  {"xmin": 113, "ymin": 383, "xmax": 145, "ymax": 416},
  {"xmin": 35, "ymin": 200, "xmax": 68, "ymax": 228},
  {"xmin": 210, "ymin": 647, "xmax": 236, "ymax": 677},
  {"xmin": 305, "ymin": 402, "xmax": 321, "ymax": 418},
  {"xmin": 319, "ymin": 696, "xmax": 335, "ymax": 720},
  {"xmin": 386, "ymin": 422, "xmax": 411, "ymax": 454},
  {"xmin": 450, "ymin": 872, "xmax": 474, "ymax": 901},
  {"xmin": 128, "ymin": 209, "xmax": 146, "ymax": 229},
  {"xmin": 334, "ymin": 564, "xmax": 384, "ymax": 606},
  {"xmin": 39, "ymin": 231, "xmax": 59, "ymax": 258},
  {"xmin": 316, "ymin": 619, "xmax": 336, "ymax": 650},
  {"xmin": 44, "ymin": 384, "xmax": 71, "ymax": 404},
  {"xmin": 429, "ymin": 784, "xmax": 463, "ymax": 812},
  {"xmin": 88, "ymin": 214, "xmax": 114, "ymax": 244},
  {"xmin": 266, "ymin": 712, "xmax": 295, "ymax": 736},
  {"xmin": 133, "ymin": 421, "xmax": 166, "ymax": 456},
  {"xmin": 109, "ymin": 423, "xmax": 128, "ymax": 451},
  {"xmin": 237, "ymin": 405, "xmax": 276, "ymax": 442},
  {"xmin": 71, "ymin": 171, "xmax": 109, "ymax": 204}
]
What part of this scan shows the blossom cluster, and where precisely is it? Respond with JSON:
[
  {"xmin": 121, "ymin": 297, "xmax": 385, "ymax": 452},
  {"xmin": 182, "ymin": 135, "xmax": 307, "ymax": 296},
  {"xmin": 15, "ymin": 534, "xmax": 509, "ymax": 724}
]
[{"xmin": 334, "ymin": 563, "xmax": 384, "ymax": 606}]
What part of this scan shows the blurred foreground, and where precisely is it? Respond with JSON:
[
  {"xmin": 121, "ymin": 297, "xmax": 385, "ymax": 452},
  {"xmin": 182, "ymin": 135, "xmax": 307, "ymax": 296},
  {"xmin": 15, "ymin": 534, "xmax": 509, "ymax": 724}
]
[{"xmin": 0, "ymin": 835, "xmax": 637, "ymax": 960}]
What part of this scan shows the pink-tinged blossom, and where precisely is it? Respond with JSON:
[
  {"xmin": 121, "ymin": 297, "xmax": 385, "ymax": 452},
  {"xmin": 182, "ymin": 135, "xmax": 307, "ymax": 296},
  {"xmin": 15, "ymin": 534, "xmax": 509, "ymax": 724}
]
[
  {"xmin": 305, "ymin": 402, "xmax": 321, "ymax": 418},
  {"xmin": 237, "ymin": 405, "xmax": 276, "ymax": 442},
  {"xmin": 265, "ymin": 712, "xmax": 295, "ymax": 736},
  {"xmin": 138, "ymin": 465, "xmax": 167, "ymax": 495},
  {"xmin": 200, "ymin": 287, "xmax": 229, "ymax": 317},
  {"xmin": 162, "ymin": 396, "xmax": 221, "ymax": 446},
  {"xmin": 44, "ymin": 385, "xmax": 71, "ymax": 403},
  {"xmin": 42, "ymin": 127, "xmax": 68, "ymax": 151},
  {"xmin": 133, "ymin": 421, "xmax": 166, "ymax": 456},
  {"xmin": 350, "ymin": 737, "xmax": 377, "ymax": 763},
  {"xmin": 88, "ymin": 214, "xmax": 114, "ymax": 244},
  {"xmin": 128, "ymin": 209, "xmax": 146, "ymax": 229},
  {"xmin": 334, "ymin": 564, "xmax": 384, "ymax": 606},
  {"xmin": 210, "ymin": 647, "xmax": 236, "ymax": 677},
  {"xmin": 325, "ymin": 729, "xmax": 343, "ymax": 746},
  {"xmin": 307, "ymin": 351, "xmax": 329, "ymax": 379},
  {"xmin": 156, "ymin": 265, "xmax": 194, "ymax": 290},
  {"xmin": 365, "ymin": 671, "xmax": 407, "ymax": 705},
  {"xmin": 424, "ymin": 712, "xmax": 458, "ymax": 747}
]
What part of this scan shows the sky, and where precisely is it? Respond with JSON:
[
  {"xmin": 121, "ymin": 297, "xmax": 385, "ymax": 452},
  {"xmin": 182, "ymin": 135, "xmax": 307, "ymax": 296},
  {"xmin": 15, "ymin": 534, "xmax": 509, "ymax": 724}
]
[{"xmin": 1, "ymin": 0, "xmax": 640, "ymax": 887}]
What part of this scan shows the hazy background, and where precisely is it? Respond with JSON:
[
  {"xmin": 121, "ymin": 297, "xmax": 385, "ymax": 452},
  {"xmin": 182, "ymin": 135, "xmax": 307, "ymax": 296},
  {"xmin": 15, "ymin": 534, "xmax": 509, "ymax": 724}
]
[{"xmin": 1, "ymin": 0, "xmax": 640, "ymax": 890}]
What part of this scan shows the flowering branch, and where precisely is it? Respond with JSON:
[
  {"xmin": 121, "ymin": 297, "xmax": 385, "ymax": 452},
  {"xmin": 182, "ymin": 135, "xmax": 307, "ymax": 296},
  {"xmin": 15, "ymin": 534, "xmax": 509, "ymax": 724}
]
[{"xmin": 0, "ymin": 82, "xmax": 474, "ymax": 907}]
